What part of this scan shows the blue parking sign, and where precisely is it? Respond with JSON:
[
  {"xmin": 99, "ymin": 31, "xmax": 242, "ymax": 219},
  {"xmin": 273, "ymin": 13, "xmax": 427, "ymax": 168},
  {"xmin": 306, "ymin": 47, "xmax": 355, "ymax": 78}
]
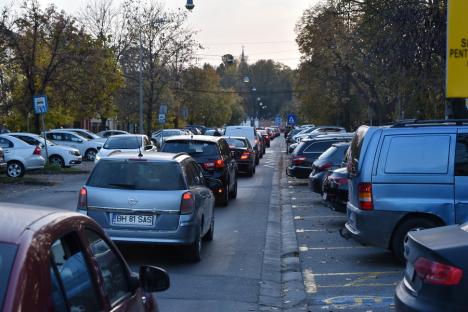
[
  {"xmin": 33, "ymin": 95, "xmax": 48, "ymax": 114},
  {"xmin": 287, "ymin": 114, "xmax": 297, "ymax": 125},
  {"xmin": 275, "ymin": 116, "xmax": 282, "ymax": 126}
]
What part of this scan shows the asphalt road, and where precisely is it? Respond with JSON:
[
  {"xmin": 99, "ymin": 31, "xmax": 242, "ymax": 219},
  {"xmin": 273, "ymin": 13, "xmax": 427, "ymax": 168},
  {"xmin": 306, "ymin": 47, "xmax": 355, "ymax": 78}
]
[{"xmin": 0, "ymin": 139, "xmax": 283, "ymax": 312}]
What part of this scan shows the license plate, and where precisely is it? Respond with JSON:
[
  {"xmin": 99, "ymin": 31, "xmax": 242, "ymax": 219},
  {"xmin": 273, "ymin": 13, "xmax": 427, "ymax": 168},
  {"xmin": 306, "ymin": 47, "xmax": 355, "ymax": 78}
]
[
  {"xmin": 111, "ymin": 214, "xmax": 154, "ymax": 227},
  {"xmin": 405, "ymin": 263, "xmax": 415, "ymax": 282}
]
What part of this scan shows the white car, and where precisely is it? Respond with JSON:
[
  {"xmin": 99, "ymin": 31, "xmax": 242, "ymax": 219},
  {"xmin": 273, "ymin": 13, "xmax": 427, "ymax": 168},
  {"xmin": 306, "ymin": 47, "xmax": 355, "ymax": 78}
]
[
  {"xmin": 45, "ymin": 130, "xmax": 103, "ymax": 161},
  {"xmin": 151, "ymin": 129, "xmax": 189, "ymax": 148},
  {"xmin": 96, "ymin": 130, "xmax": 129, "ymax": 138},
  {"xmin": 0, "ymin": 134, "xmax": 45, "ymax": 177},
  {"xmin": 52, "ymin": 128, "xmax": 106, "ymax": 143},
  {"xmin": 95, "ymin": 134, "xmax": 156, "ymax": 163},
  {"xmin": 294, "ymin": 126, "xmax": 346, "ymax": 142},
  {"xmin": 9, "ymin": 132, "xmax": 82, "ymax": 167}
]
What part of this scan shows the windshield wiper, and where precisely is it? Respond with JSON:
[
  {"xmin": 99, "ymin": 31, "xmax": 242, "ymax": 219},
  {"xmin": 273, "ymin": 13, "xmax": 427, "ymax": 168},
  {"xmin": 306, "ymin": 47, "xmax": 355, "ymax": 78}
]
[{"xmin": 108, "ymin": 183, "xmax": 135, "ymax": 189}]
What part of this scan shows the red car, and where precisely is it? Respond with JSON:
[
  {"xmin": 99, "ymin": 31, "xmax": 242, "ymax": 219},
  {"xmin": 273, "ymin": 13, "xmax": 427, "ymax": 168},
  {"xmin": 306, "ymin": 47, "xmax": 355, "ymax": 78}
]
[{"xmin": 0, "ymin": 204, "xmax": 169, "ymax": 312}]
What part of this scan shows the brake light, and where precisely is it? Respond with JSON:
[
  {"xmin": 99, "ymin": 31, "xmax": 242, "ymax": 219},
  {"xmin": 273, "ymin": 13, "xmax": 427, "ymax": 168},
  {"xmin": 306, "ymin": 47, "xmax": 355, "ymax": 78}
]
[
  {"xmin": 240, "ymin": 152, "xmax": 251, "ymax": 160},
  {"xmin": 414, "ymin": 257, "xmax": 463, "ymax": 286},
  {"xmin": 33, "ymin": 146, "xmax": 42, "ymax": 155},
  {"xmin": 180, "ymin": 192, "xmax": 194, "ymax": 214},
  {"xmin": 358, "ymin": 183, "xmax": 373, "ymax": 210},
  {"xmin": 292, "ymin": 156, "xmax": 306, "ymax": 166},
  {"xmin": 77, "ymin": 187, "xmax": 88, "ymax": 210},
  {"xmin": 215, "ymin": 159, "xmax": 225, "ymax": 168},
  {"xmin": 319, "ymin": 163, "xmax": 332, "ymax": 171}
]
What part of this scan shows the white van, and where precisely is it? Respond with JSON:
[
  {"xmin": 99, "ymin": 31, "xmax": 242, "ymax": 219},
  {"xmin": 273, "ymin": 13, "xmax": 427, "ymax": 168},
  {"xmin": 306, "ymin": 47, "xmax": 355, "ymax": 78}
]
[{"xmin": 224, "ymin": 126, "xmax": 259, "ymax": 165}]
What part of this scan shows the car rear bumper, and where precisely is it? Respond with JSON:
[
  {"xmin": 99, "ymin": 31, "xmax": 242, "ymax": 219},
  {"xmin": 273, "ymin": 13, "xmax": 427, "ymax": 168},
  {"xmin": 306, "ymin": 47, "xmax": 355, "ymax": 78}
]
[
  {"xmin": 236, "ymin": 160, "xmax": 254, "ymax": 172},
  {"xmin": 286, "ymin": 165, "xmax": 312, "ymax": 179},
  {"xmin": 345, "ymin": 203, "xmax": 405, "ymax": 249}
]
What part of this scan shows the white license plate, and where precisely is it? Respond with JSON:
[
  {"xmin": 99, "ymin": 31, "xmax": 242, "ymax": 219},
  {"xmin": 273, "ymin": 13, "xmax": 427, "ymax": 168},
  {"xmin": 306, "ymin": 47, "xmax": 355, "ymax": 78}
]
[{"xmin": 111, "ymin": 214, "xmax": 154, "ymax": 227}]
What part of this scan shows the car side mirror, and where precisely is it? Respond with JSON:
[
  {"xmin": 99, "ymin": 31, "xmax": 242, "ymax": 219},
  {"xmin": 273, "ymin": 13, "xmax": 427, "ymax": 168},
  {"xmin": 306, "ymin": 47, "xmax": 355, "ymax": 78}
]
[
  {"xmin": 206, "ymin": 177, "xmax": 223, "ymax": 190},
  {"xmin": 139, "ymin": 266, "xmax": 170, "ymax": 292},
  {"xmin": 145, "ymin": 145, "xmax": 153, "ymax": 151}
]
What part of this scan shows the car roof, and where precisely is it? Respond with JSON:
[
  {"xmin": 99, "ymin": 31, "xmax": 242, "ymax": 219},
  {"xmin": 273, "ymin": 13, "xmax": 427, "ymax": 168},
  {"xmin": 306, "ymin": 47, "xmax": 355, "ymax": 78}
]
[
  {"xmin": 0, "ymin": 134, "xmax": 30, "ymax": 146},
  {"xmin": 302, "ymin": 136, "xmax": 352, "ymax": 143},
  {"xmin": 107, "ymin": 134, "xmax": 146, "ymax": 139},
  {"xmin": 103, "ymin": 151, "xmax": 191, "ymax": 162},
  {"xmin": 164, "ymin": 135, "xmax": 223, "ymax": 143},
  {"xmin": 223, "ymin": 136, "xmax": 248, "ymax": 140},
  {"xmin": 9, "ymin": 132, "xmax": 40, "ymax": 137},
  {"xmin": 0, "ymin": 204, "xmax": 63, "ymax": 243}
]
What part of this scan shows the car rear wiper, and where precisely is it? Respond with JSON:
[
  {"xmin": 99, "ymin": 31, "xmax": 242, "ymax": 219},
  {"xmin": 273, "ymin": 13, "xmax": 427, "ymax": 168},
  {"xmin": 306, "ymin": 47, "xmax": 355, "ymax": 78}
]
[{"xmin": 108, "ymin": 183, "xmax": 136, "ymax": 189}]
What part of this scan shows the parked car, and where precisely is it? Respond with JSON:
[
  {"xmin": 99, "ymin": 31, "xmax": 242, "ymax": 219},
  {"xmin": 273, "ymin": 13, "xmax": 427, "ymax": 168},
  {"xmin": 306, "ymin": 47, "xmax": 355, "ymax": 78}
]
[
  {"xmin": 287, "ymin": 136, "xmax": 352, "ymax": 179},
  {"xmin": 294, "ymin": 126, "xmax": 347, "ymax": 143},
  {"xmin": 344, "ymin": 120, "xmax": 468, "ymax": 262},
  {"xmin": 256, "ymin": 131, "xmax": 266, "ymax": 157},
  {"xmin": 204, "ymin": 128, "xmax": 223, "ymax": 136},
  {"xmin": 79, "ymin": 152, "xmax": 220, "ymax": 261},
  {"xmin": 10, "ymin": 132, "xmax": 82, "ymax": 167},
  {"xmin": 96, "ymin": 130, "xmax": 130, "ymax": 138},
  {"xmin": 46, "ymin": 130, "xmax": 104, "ymax": 161},
  {"xmin": 225, "ymin": 136, "xmax": 256, "ymax": 176},
  {"xmin": 185, "ymin": 125, "xmax": 206, "ymax": 135},
  {"xmin": 0, "ymin": 134, "xmax": 45, "ymax": 177},
  {"xmin": 95, "ymin": 134, "xmax": 156, "ymax": 163},
  {"xmin": 309, "ymin": 142, "xmax": 350, "ymax": 194},
  {"xmin": 161, "ymin": 135, "xmax": 238, "ymax": 206},
  {"xmin": 224, "ymin": 126, "xmax": 261, "ymax": 165},
  {"xmin": 151, "ymin": 129, "xmax": 190, "ymax": 148},
  {"xmin": 322, "ymin": 167, "xmax": 349, "ymax": 212},
  {"xmin": 53, "ymin": 128, "xmax": 106, "ymax": 143},
  {"xmin": 0, "ymin": 147, "xmax": 6, "ymax": 173},
  {"xmin": 0, "ymin": 203, "xmax": 170, "ymax": 311},
  {"xmin": 257, "ymin": 129, "xmax": 271, "ymax": 147},
  {"xmin": 395, "ymin": 223, "xmax": 468, "ymax": 311}
]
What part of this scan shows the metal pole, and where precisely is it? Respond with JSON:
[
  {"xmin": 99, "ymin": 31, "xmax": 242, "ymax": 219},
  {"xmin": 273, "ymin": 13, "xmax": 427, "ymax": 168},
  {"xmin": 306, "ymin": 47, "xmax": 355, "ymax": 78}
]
[
  {"xmin": 139, "ymin": 28, "xmax": 144, "ymax": 134},
  {"xmin": 41, "ymin": 113, "xmax": 49, "ymax": 164}
]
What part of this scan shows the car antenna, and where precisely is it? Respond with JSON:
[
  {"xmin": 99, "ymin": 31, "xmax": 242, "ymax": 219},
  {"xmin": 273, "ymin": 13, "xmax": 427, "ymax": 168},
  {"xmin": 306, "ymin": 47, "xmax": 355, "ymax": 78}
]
[{"xmin": 135, "ymin": 134, "xmax": 143, "ymax": 158}]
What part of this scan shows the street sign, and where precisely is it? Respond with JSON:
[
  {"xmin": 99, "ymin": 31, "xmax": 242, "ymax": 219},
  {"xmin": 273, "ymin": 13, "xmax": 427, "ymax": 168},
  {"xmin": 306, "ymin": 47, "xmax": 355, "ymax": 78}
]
[
  {"xmin": 287, "ymin": 114, "xmax": 297, "ymax": 125},
  {"xmin": 275, "ymin": 116, "xmax": 282, "ymax": 127},
  {"xmin": 446, "ymin": 0, "xmax": 468, "ymax": 98},
  {"xmin": 159, "ymin": 104, "xmax": 167, "ymax": 115},
  {"xmin": 158, "ymin": 114, "xmax": 166, "ymax": 124},
  {"xmin": 33, "ymin": 95, "xmax": 48, "ymax": 114}
]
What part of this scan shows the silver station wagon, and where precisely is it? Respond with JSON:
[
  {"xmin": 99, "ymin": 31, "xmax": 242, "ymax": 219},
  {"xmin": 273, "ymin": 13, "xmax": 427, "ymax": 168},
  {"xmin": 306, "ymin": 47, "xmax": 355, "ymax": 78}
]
[{"xmin": 77, "ymin": 152, "xmax": 221, "ymax": 262}]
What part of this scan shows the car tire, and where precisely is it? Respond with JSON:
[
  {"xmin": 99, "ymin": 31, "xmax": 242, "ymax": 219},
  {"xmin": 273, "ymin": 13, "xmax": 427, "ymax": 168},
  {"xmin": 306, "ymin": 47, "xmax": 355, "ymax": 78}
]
[
  {"xmin": 7, "ymin": 161, "xmax": 25, "ymax": 178},
  {"xmin": 49, "ymin": 155, "xmax": 65, "ymax": 167},
  {"xmin": 247, "ymin": 166, "xmax": 255, "ymax": 177},
  {"xmin": 186, "ymin": 230, "xmax": 202, "ymax": 262},
  {"xmin": 229, "ymin": 178, "xmax": 238, "ymax": 199},
  {"xmin": 203, "ymin": 217, "xmax": 214, "ymax": 242},
  {"xmin": 85, "ymin": 148, "xmax": 98, "ymax": 161},
  {"xmin": 255, "ymin": 155, "xmax": 259, "ymax": 166},
  {"xmin": 218, "ymin": 185, "xmax": 229, "ymax": 207},
  {"xmin": 391, "ymin": 218, "xmax": 438, "ymax": 263}
]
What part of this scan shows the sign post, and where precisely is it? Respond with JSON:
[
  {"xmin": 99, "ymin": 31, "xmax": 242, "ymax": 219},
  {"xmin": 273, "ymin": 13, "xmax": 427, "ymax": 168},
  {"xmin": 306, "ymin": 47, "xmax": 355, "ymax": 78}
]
[
  {"xmin": 33, "ymin": 95, "xmax": 49, "ymax": 163},
  {"xmin": 446, "ymin": 0, "xmax": 468, "ymax": 117}
]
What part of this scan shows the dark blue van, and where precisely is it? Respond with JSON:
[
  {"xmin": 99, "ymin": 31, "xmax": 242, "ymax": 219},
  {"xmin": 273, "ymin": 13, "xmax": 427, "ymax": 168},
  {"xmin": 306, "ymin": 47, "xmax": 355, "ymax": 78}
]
[{"xmin": 344, "ymin": 120, "xmax": 468, "ymax": 262}]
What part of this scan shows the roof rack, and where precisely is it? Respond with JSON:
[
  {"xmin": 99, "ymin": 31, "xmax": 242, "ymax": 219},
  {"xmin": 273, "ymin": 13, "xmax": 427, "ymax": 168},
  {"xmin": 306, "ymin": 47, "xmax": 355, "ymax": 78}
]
[
  {"xmin": 391, "ymin": 119, "xmax": 468, "ymax": 128},
  {"xmin": 171, "ymin": 152, "xmax": 189, "ymax": 159}
]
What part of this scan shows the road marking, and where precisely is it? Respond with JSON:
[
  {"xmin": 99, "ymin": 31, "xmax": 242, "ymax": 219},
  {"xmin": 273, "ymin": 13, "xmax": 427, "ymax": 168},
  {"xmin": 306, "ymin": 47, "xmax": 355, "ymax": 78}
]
[
  {"xmin": 318, "ymin": 296, "xmax": 394, "ymax": 309},
  {"xmin": 299, "ymin": 245, "xmax": 372, "ymax": 251},
  {"xmin": 319, "ymin": 282, "xmax": 398, "ymax": 288},
  {"xmin": 294, "ymin": 215, "xmax": 343, "ymax": 220},
  {"xmin": 311, "ymin": 271, "xmax": 401, "ymax": 277},
  {"xmin": 303, "ymin": 269, "xmax": 318, "ymax": 294},
  {"xmin": 296, "ymin": 229, "xmax": 326, "ymax": 233}
]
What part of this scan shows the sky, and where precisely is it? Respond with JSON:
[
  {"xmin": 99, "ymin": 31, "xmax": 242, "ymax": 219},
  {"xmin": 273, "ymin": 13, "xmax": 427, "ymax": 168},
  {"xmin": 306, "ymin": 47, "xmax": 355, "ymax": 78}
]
[{"xmin": 28, "ymin": 0, "xmax": 319, "ymax": 69}]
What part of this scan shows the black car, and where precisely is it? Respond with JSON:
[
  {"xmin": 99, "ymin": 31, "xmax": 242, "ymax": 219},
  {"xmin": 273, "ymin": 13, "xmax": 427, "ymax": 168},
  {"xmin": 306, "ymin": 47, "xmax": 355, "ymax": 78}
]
[
  {"xmin": 322, "ymin": 167, "xmax": 348, "ymax": 212},
  {"xmin": 161, "ymin": 135, "xmax": 238, "ymax": 206},
  {"xmin": 286, "ymin": 137, "xmax": 352, "ymax": 179},
  {"xmin": 395, "ymin": 223, "xmax": 468, "ymax": 312},
  {"xmin": 309, "ymin": 142, "xmax": 349, "ymax": 194},
  {"xmin": 225, "ymin": 137, "xmax": 256, "ymax": 176}
]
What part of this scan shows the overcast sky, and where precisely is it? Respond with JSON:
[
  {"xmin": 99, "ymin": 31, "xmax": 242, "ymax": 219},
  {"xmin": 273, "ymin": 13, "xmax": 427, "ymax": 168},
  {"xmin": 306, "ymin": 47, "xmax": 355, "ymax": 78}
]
[{"xmin": 19, "ymin": 0, "xmax": 319, "ymax": 68}]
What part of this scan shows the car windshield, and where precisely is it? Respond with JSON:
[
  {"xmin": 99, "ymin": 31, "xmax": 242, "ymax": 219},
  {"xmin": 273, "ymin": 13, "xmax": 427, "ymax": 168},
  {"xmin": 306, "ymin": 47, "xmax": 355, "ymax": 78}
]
[
  {"xmin": 87, "ymin": 160, "xmax": 185, "ymax": 190},
  {"xmin": 162, "ymin": 140, "xmax": 219, "ymax": 157},
  {"xmin": 72, "ymin": 131, "xmax": 95, "ymax": 140},
  {"xmin": 226, "ymin": 138, "xmax": 247, "ymax": 148},
  {"xmin": 0, "ymin": 242, "xmax": 18, "ymax": 310},
  {"xmin": 103, "ymin": 137, "xmax": 142, "ymax": 149}
]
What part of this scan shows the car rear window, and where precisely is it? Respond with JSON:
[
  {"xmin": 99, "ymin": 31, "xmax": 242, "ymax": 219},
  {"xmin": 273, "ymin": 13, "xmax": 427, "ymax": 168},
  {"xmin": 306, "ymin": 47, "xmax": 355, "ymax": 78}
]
[
  {"xmin": 0, "ymin": 242, "xmax": 17, "ymax": 310},
  {"xmin": 318, "ymin": 146, "xmax": 338, "ymax": 160},
  {"xmin": 162, "ymin": 140, "xmax": 220, "ymax": 157},
  {"xmin": 87, "ymin": 160, "xmax": 185, "ymax": 190},
  {"xmin": 103, "ymin": 137, "xmax": 141, "ymax": 149},
  {"xmin": 348, "ymin": 126, "xmax": 369, "ymax": 176},
  {"xmin": 225, "ymin": 138, "xmax": 247, "ymax": 148},
  {"xmin": 224, "ymin": 127, "xmax": 254, "ymax": 139}
]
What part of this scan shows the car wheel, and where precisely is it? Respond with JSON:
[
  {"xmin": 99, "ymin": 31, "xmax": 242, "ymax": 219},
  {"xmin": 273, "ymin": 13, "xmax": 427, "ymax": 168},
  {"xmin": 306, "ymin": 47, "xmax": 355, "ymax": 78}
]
[
  {"xmin": 229, "ymin": 178, "xmax": 238, "ymax": 199},
  {"xmin": 247, "ymin": 165, "xmax": 255, "ymax": 177},
  {"xmin": 49, "ymin": 155, "xmax": 65, "ymax": 167},
  {"xmin": 391, "ymin": 218, "xmax": 438, "ymax": 263},
  {"xmin": 7, "ymin": 161, "xmax": 25, "ymax": 178},
  {"xmin": 85, "ymin": 149, "xmax": 97, "ymax": 161},
  {"xmin": 186, "ymin": 230, "xmax": 202, "ymax": 262},
  {"xmin": 203, "ymin": 217, "xmax": 214, "ymax": 242},
  {"xmin": 255, "ymin": 155, "xmax": 259, "ymax": 166}
]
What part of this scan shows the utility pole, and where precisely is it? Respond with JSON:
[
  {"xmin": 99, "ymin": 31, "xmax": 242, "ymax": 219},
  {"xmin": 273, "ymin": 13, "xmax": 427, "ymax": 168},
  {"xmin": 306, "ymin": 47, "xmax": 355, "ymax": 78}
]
[{"xmin": 138, "ymin": 29, "xmax": 144, "ymax": 134}]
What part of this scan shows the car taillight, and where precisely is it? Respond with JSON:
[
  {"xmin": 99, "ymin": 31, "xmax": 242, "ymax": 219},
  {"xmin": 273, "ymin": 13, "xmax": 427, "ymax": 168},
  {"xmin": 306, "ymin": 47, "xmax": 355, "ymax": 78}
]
[
  {"xmin": 319, "ymin": 163, "xmax": 332, "ymax": 171},
  {"xmin": 180, "ymin": 192, "xmax": 194, "ymax": 214},
  {"xmin": 77, "ymin": 187, "xmax": 87, "ymax": 210},
  {"xmin": 292, "ymin": 156, "xmax": 306, "ymax": 166},
  {"xmin": 33, "ymin": 146, "xmax": 41, "ymax": 155},
  {"xmin": 358, "ymin": 182, "xmax": 373, "ymax": 210},
  {"xmin": 202, "ymin": 159, "xmax": 224, "ymax": 170},
  {"xmin": 215, "ymin": 159, "xmax": 224, "ymax": 168},
  {"xmin": 240, "ymin": 152, "xmax": 251, "ymax": 160},
  {"xmin": 414, "ymin": 257, "xmax": 463, "ymax": 286}
]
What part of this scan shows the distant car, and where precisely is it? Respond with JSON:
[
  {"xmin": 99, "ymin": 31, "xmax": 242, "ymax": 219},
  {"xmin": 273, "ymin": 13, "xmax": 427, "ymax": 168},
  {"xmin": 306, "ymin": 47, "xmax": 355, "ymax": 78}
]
[
  {"xmin": 161, "ymin": 135, "xmax": 238, "ymax": 206},
  {"xmin": 53, "ymin": 128, "xmax": 106, "ymax": 143},
  {"xmin": 256, "ymin": 131, "xmax": 266, "ymax": 157},
  {"xmin": 309, "ymin": 142, "xmax": 350, "ymax": 194},
  {"xmin": 322, "ymin": 167, "xmax": 348, "ymax": 212},
  {"xmin": 395, "ymin": 223, "xmax": 468, "ymax": 311},
  {"xmin": 151, "ymin": 129, "xmax": 190, "ymax": 148},
  {"xmin": 185, "ymin": 125, "xmax": 206, "ymax": 135},
  {"xmin": 257, "ymin": 129, "xmax": 270, "ymax": 147},
  {"xmin": 225, "ymin": 136, "xmax": 256, "ymax": 177},
  {"xmin": 95, "ymin": 134, "xmax": 156, "ymax": 163},
  {"xmin": 294, "ymin": 126, "xmax": 346, "ymax": 143},
  {"xmin": 79, "ymin": 152, "xmax": 219, "ymax": 261},
  {"xmin": 0, "ymin": 134, "xmax": 45, "ymax": 177},
  {"xmin": 0, "ymin": 203, "xmax": 170, "ymax": 311},
  {"xmin": 10, "ymin": 132, "xmax": 82, "ymax": 167},
  {"xmin": 0, "ymin": 147, "xmax": 6, "ymax": 173},
  {"xmin": 46, "ymin": 130, "xmax": 104, "ymax": 161},
  {"xmin": 96, "ymin": 130, "xmax": 130, "ymax": 138},
  {"xmin": 204, "ymin": 129, "xmax": 223, "ymax": 136},
  {"xmin": 224, "ymin": 126, "xmax": 261, "ymax": 165}
]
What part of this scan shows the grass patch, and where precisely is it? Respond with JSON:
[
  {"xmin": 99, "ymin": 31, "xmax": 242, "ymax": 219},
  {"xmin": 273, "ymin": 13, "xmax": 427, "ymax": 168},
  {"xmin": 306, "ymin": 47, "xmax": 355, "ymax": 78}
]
[
  {"xmin": 29, "ymin": 164, "xmax": 89, "ymax": 175},
  {"xmin": 0, "ymin": 176, "xmax": 56, "ymax": 186}
]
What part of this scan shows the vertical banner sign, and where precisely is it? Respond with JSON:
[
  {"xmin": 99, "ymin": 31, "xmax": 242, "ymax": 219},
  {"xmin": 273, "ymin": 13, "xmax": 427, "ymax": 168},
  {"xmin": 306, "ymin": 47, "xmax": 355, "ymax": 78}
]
[{"xmin": 446, "ymin": 0, "xmax": 468, "ymax": 98}]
